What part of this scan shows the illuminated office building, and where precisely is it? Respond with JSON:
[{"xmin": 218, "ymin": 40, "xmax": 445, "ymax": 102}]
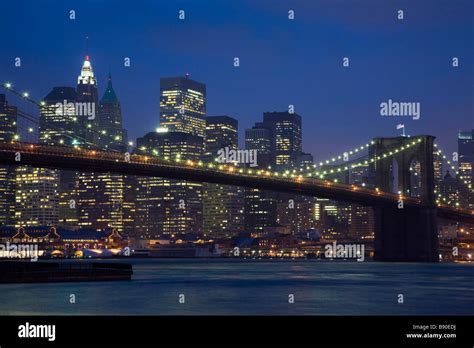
[
  {"xmin": 0, "ymin": 94, "xmax": 17, "ymax": 226},
  {"xmin": 75, "ymin": 58, "xmax": 127, "ymax": 232},
  {"xmin": 97, "ymin": 74, "xmax": 128, "ymax": 151},
  {"xmin": 159, "ymin": 76, "xmax": 206, "ymax": 139},
  {"xmin": 203, "ymin": 116, "xmax": 244, "ymax": 238},
  {"xmin": 440, "ymin": 170, "xmax": 469, "ymax": 208},
  {"xmin": 77, "ymin": 171, "xmax": 125, "ymax": 231},
  {"xmin": 244, "ymin": 125, "xmax": 276, "ymax": 235},
  {"xmin": 348, "ymin": 163, "xmax": 374, "ymax": 240},
  {"xmin": 14, "ymin": 166, "xmax": 59, "ymax": 227},
  {"xmin": 458, "ymin": 130, "xmax": 473, "ymax": 208},
  {"xmin": 245, "ymin": 126, "xmax": 272, "ymax": 168},
  {"xmin": 0, "ymin": 94, "xmax": 18, "ymax": 142},
  {"xmin": 295, "ymin": 152, "xmax": 314, "ymax": 170},
  {"xmin": 276, "ymin": 196, "xmax": 316, "ymax": 235},
  {"xmin": 39, "ymin": 87, "xmax": 80, "ymax": 229},
  {"xmin": 135, "ymin": 131, "xmax": 203, "ymax": 236},
  {"xmin": 349, "ymin": 205, "xmax": 374, "ymax": 241},
  {"xmin": 1, "ymin": 92, "xmax": 61, "ymax": 229},
  {"xmin": 39, "ymin": 87, "xmax": 79, "ymax": 146},
  {"xmin": 433, "ymin": 149, "xmax": 443, "ymax": 192},
  {"xmin": 76, "ymin": 55, "xmax": 99, "ymax": 145},
  {"xmin": 130, "ymin": 76, "xmax": 208, "ymax": 237},
  {"xmin": 262, "ymin": 111, "xmax": 302, "ymax": 167}
]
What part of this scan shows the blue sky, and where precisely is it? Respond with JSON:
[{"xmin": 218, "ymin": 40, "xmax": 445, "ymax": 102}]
[{"xmin": 0, "ymin": 0, "xmax": 472, "ymax": 159}]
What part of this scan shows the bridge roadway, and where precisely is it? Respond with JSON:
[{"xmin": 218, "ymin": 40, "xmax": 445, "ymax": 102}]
[{"xmin": 0, "ymin": 142, "xmax": 472, "ymax": 223}]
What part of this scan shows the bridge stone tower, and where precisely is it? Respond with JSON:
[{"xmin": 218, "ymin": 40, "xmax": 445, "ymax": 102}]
[{"xmin": 372, "ymin": 136, "xmax": 439, "ymax": 262}]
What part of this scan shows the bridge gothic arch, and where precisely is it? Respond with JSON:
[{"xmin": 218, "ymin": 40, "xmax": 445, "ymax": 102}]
[{"xmin": 372, "ymin": 136, "xmax": 439, "ymax": 262}]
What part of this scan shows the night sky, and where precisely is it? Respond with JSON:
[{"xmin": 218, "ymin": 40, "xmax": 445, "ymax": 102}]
[{"xmin": 0, "ymin": 0, "xmax": 472, "ymax": 160}]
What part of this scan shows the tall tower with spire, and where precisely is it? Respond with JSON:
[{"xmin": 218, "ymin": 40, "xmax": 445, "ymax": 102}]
[
  {"xmin": 77, "ymin": 68, "xmax": 129, "ymax": 233},
  {"xmin": 76, "ymin": 55, "xmax": 99, "ymax": 146},
  {"xmin": 98, "ymin": 73, "xmax": 127, "ymax": 151}
]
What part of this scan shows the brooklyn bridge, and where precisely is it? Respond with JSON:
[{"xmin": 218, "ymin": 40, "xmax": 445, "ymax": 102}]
[{"xmin": 0, "ymin": 136, "xmax": 472, "ymax": 262}]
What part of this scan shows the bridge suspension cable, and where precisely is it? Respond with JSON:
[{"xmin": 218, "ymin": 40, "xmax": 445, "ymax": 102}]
[
  {"xmin": 434, "ymin": 143, "xmax": 472, "ymax": 191},
  {"xmin": 306, "ymin": 138, "xmax": 423, "ymax": 181},
  {"xmin": 1, "ymin": 82, "xmax": 123, "ymax": 152},
  {"xmin": 4, "ymin": 81, "xmax": 471, "ymax": 202},
  {"xmin": 308, "ymin": 141, "xmax": 375, "ymax": 169}
]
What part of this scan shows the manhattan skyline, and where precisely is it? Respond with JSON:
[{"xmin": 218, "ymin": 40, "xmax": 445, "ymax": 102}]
[
  {"xmin": 0, "ymin": 3, "xmax": 473, "ymax": 342},
  {"xmin": 0, "ymin": 0, "xmax": 472, "ymax": 159}
]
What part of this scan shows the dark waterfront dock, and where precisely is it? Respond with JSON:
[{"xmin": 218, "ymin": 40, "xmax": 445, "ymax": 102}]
[{"xmin": 0, "ymin": 261, "xmax": 133, "ymax": 283}]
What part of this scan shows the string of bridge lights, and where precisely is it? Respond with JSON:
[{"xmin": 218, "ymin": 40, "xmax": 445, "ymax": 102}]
[
  {"xmin": 2, "ymin": 81, "xmax": 421, "ymax": 187},
  {"xmin": 3, "ymin": 81, "xmax": 471, "ymax": 206},
  {"xmin": 434, "ymin": 143, "xmax": 472, "ymax": 191},
  {"xmin": 432, "ymin": 146, "xmax": 471, "ymax": 209},
  {"xmin": 306, "ymin": 138, "xmax": 423, "ymax": 180},
  {"xmin": 305, "ymin": 141, "xmax": 375, "ymax": 170},
  {"xmin": 136, "ymin": 138, "xmax": 424, "ymax": 183},
  {"xmin": 2, "ymin": 82, "xmax": 126, "ymax": 152}
]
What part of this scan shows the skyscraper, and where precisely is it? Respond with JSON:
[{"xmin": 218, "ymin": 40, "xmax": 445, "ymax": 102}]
[
  {"xmin": 262, "ymin": 111, "xmax": 302, "ymax": 168},
  {"xmin": 134, "ymin": 130, "xmax": 203, "ymax": 236},
  {"xmin": 0, "ymin": 94, "xmax": 18, "ymax": 226},
  {"xmin": 40, "ymin": 87, "xmax": 79, "ymax": 229},
  {"xmin": 245, "ymin": 126, "xmax": 272, "ymax": 168},
  {"xmin": 40, "ymin": 87, "xmax": 79, "ymax": 146},
  {"xmin": 203, "ymin": 116, "xmax": 244, "ymax": 238},
  {"xmin": 243, "ymin": 112, "xmax": 303, "ymax": 235},
  {"xmin": 458, "ymin": 130, "xmax": 473, "ymax": 209},
  {"xmin": 276, "ymin": 195, "xmax": 316, "ymax": 236},
  {"xmin": 349, "ymin": 163, "xmax": 374, "ymax": 240},
  {"xmin": 132, "ymin": 76, "xmax": 208, "ymax": 237},
  {"xmin": 77, "ymin": 69, "xmax": 127, "ymax": 232},
  {"xmin": 0, "ymin": 94, "xmax": 18, "ymax": 142},
  {"xmin": 440, "ymin": 170, "xmax": 469, "ymax": 208},
  {"xmin": 5, "ymin": 91, "xmax": 61, "ymax": 229},
  {"xmin": 159, "ymin": 76, "xmax": 206, "ymax": 139},
  {"xmin": 97, "ymin": 74, "xmax": 127, "ymax": 151},
  {"xmin": 244, "ymin": 124, "xmax": 275, "ymax": 235},
  {"xmin": 76, "ymin": 55, "xmax": 99, "ymax": 146},
  {"xmin": 433, "ymin": 149, "xmax": 443, "ymax": 193},
  {"xmin": 14, "ymin": 166, "xmax": 59, "ymax": 227}
]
